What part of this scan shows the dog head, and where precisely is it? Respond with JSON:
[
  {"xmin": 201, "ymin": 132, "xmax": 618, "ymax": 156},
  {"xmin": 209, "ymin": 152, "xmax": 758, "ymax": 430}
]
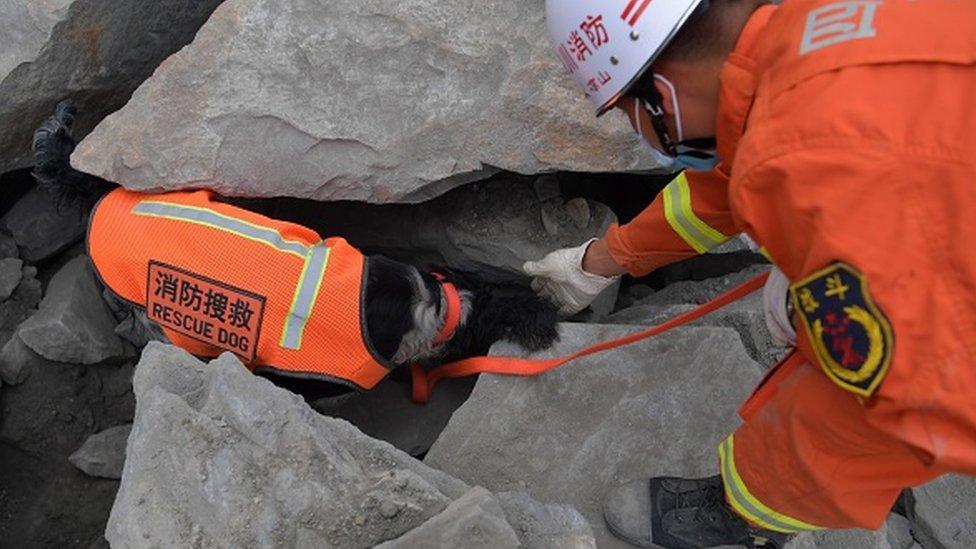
[{"xmin": 364, "ymin": 256, "xmax": 559, "ymax": 366}]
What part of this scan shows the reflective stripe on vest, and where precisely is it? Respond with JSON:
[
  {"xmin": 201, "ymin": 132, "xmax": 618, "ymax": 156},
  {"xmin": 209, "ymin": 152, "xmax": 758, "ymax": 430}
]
[
  {"xmin": 662, "ymin": 173, "xmax": 731, "ymax": 254},
  {"xmin": 281, "ymin": 243, "xmax": 331, "ymax": 349},
  {"xmin": 133, "ymin": 200, "xmax": 309, "ymax": 258}
]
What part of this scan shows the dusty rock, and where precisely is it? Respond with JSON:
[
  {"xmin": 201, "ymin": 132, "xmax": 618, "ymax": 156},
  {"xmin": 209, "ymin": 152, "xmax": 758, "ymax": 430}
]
[
  {"xmin": 0, "ymin": 334, "xmax": 39, "ymax": 385},
  {"xmin": 608, "ymin": 265, "xmax": 782, "ymax": 367},
  {"xmin": 0, "ymin": 0, "xmax": 226, "ymax": 174},
  {"xmin": 69, "ymin": 424, "xmax": 131, "ymax": 479},
  {"xmin": 0, "ymin": 231, "xmax": 17, "ymax": 259},
  {"xmin": 313, "ymin": 376, "xmax": 476, "ymax": 457},
  {"xmin": 72, "ymin": 0, "xmax": 658, "ymax": 203},
  {"xmin": 0, "ymin": 0, "xmax": 73, "ymax": 78},
  {"xmin": 626, "ymin": 263, "xmax": 771, "ymax": 308},
  {"xmin": 913, "ymin": 474, "xmax": 976, "ymax": 548},
  {"xmin": 788, "ymin": 520, "xmax": 910, "ymax": 548},
  {"xmin": 496, "ymin": 491, "xmax": 597, "ymax": 549},
  {"xmin": 17, "ymin": 255, "xmax": 124, "ymax": 364},
  {"xmin": 0, "ymin": 185, "xmax": 87, "ymax": 263},
  {"xmin": 375, "ymin": 487, "xmax": 520, "ymax": 549},
  {"xmin": 884, "ymin": 514, "xmax": 922, "ymax": 549},
  {"xmin": 426, "ymin": 323, "xmax": 765, "ymax": 547},
  {"xmin": 0, "ymin": 262, "xmax": 41, "ymax": 348},
  {"xmin": 0, "ymin": 257, "xmax": 23, "ymax": 300},
  {"xmin": 111, "ymin": 343, "xmax": 594, "ymax": 547},
  {"xmin": 0, "ymin": 345, "xmax": 134, "ymax": 547}
]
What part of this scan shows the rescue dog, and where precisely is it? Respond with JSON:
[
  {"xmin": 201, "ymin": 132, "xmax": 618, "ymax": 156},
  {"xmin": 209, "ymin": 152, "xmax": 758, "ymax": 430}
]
[{"xmin": 33, "ymin": 103, "xmax": 559, "ymax": 398}]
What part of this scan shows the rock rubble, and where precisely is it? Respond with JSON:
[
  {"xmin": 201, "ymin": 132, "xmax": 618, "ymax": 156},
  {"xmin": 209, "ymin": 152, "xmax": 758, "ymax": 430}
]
[{"xmin": 108, "ymin": 342, "xmax": 595, "ymax": 548}]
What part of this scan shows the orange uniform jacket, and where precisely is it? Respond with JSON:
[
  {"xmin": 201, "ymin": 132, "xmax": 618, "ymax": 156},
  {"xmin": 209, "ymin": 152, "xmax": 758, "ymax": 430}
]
[
  {"xmin": 609, "ymin": 0, "xmax": 976, "ymax": 532},
  {"xmin": 88, "ymin": 188, "xmax": 396, "ymax": 390}
]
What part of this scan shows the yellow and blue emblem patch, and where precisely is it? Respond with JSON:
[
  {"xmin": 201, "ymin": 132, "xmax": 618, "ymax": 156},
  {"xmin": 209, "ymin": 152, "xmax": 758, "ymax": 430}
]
[{"xmin": 790, "ymin": 263, "xmax": 893, "ymax": 398}]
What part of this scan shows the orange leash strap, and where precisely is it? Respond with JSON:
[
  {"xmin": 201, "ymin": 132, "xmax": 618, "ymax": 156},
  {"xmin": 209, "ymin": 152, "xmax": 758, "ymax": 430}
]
[{"xmin": 411, "ymin": 271, "xmax": 770, "ymax": 403}]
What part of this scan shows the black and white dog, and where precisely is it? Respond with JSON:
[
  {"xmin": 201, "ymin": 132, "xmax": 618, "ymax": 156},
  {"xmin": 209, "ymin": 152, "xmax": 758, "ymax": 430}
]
[{"xmin": 32, "ymin": 103, "xmax": 559, "ymax": 398}]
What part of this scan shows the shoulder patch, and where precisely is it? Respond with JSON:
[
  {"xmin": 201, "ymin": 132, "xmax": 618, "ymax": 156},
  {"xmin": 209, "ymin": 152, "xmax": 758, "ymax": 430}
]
[{"xmin": 790, "ymin": 262, "xmax": 893, "ymax": 397}]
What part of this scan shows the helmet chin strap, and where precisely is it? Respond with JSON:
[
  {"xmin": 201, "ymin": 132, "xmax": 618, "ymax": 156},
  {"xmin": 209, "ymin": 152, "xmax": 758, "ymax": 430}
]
[
  {"xmin": 652, "ymin": 74, "xmax": 685, "ymax": 142},
  {"xmin": 634, "ymin": 72, "xmax": 718, "ymax": 169}
]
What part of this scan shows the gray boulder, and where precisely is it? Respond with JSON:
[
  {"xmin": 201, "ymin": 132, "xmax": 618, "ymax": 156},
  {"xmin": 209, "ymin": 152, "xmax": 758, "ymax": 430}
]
[
  {"xmin": 69, "ymin": 424, "xmax": 131, "ymax": 479},
  {"xmin": 788, "ymin": 517, "xmax": 919, "ymax": 549},
  {"xmin": 623, "ymin": 263, "xmax": 771, "ymax": 308},
  {"xmin": 0, "ymin": 231, "xmax": 18, "ymax": 259},
  {"xmin": 375, "ymin": 487, "xmax": 520, "ymax": 549},
  {"xmin": 0, "ymin": 185, "xmax": 86, "ymax": 263},
  {"xmin": 608, "ymin": 265, "xmax": 782, "ymax": 367},
  {"xmin": 72, "ymin": 0, "xmax": 658, "ymax": 203},
  {"xmin": 17, "ymin": 255, "xmax": 124, "ymax": 364},
  {"xmin": 496, "ymin": 491, "xmax": 597, "ymax": 549},
  {"xmin": 313, "ymin": 376, "xmax": 477, "ymax": 457},
  {"xmin": 0, "ymin": 262, "xmax": 41, "ymax": 348},
  {"xmin": 913, "ymin": 474, "xmax": 976, "ymax": 549},
  {"xmin": 109, "ymin": 342, "xmax": 595, "ymax": 547},
  {"xmin": 0, "ymin": 257, "xmax": 23, "ymax": 300},
  {"xmin": 0, "ymin": 334, "xmax": 38, "ymax": 385},
  {"xmin": 0, "ymin": 0, "xmax": 73, "ymax": 79},
  {"xmin": 425, "ymin": 323, "xmax": 765, "ymax": 548},
  {"xmin": 0, "ymin": 0, "xmax": 226, "ymax": 175}
]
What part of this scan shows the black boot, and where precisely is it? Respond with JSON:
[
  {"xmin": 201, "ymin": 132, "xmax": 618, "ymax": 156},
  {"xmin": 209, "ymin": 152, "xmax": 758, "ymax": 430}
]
[{"xmin": 603, "ymin": 475, "xmax": 791, "ymax": 548}]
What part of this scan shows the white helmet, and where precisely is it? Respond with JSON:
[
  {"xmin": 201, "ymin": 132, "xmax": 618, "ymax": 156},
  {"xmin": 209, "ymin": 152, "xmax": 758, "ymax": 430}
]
[{"xmin": 545, "ymin": 0, "xmax": 706, "ymax": 115}]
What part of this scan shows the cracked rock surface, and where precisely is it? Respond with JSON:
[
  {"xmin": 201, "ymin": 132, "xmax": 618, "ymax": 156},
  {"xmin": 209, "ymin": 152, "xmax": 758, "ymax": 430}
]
[
  {"xmin": 108, "ymin": 342, "xmax": 595, "ymax": 548},
  {"xmin": 71, "ymin": 0, "xmax": 658, "ymax": 203},
  {"xmin": 426, "ymin": 322, "xmax": 765, "ymax": 548}
]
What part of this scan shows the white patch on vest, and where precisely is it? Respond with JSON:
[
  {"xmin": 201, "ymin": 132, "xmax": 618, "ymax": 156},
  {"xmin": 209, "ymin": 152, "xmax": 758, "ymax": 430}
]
[
  {"xmin": 391, "ymin": 269, "xmax": 472, "ymax": 364},
  {"xmin": 799, "ymin": 1, "xmax": 880, "ymax": 56}
]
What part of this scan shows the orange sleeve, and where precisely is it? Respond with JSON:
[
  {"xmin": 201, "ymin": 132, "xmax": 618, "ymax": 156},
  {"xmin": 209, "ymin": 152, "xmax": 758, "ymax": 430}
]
[{"xmin": 604, "ymin": 168, "xmax": 738, "ymax": 277}]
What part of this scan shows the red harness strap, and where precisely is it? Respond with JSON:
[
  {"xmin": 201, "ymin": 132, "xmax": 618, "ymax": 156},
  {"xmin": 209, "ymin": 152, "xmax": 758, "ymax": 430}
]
[{"xmin": 411, "ymin": 271, "xmax": 770, "ymax": 403}]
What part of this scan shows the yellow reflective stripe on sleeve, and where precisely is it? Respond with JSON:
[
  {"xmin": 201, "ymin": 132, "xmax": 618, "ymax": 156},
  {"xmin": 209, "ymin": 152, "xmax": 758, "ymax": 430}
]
[
  {"xmin": 661, "ymin": 173, "xmax": 731, "ymax": 254},
  {"xmin": 718, "ymin": 435, "xmax": 824, "ymax": 534},
  {"xmin": 758, "ymin": 246, "xmax": 774, "ymax": 262}
]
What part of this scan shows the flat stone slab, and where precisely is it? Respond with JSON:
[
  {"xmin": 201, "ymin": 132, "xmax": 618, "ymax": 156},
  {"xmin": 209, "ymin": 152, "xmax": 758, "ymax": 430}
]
[
  {"xmin": 426, "ymin": 323, "xmax": 765, "ymax": 548},
  {"xmin": 72, "ymin": 0, "xmax": 658, "ymax": 203}
]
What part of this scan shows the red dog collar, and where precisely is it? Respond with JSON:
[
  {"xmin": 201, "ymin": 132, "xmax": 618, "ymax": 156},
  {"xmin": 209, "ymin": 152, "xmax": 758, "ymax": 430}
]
[{"xmin": 432, "ymin": 273, "xmax": 461, "ymax": 346}]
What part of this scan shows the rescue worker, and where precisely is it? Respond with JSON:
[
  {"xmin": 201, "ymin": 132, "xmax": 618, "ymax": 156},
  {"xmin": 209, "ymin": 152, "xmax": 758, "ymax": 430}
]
[{"xmin": 524, "ymin": 0, "xmax": 976, "ymax": 547}]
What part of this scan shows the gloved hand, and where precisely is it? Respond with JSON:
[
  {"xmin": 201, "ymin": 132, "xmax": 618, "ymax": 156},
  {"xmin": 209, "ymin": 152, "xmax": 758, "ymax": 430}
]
[
  {"xmin": 762, "ymin": 266, "xmax": 796, "ymax": 348},
  {"xmin": 523, "ymin": 239, "xmax": 620, "ymax": 317}
]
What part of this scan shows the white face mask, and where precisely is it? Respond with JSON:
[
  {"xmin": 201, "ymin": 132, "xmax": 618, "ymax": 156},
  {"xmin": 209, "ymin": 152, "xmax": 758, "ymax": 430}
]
[{"xmin": 632, "ymin": 74, "xmax": 720, "ymax": 171}]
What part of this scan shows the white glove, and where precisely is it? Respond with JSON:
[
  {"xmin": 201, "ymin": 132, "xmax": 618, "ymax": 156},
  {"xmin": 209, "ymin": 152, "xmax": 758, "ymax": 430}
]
[
  {"xmin": 523, "ymin": 239, "xmax": 620, "ymax": 317},
  {"xmin": 762, "ymin": 266, "xmax": 796, "ymax": 348}
]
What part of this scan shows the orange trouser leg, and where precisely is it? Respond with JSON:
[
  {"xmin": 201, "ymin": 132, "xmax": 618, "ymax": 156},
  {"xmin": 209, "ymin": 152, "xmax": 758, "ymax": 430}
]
[{"xmin": 717, "ymin": 352, "xmax": 941, "ymax": 533}]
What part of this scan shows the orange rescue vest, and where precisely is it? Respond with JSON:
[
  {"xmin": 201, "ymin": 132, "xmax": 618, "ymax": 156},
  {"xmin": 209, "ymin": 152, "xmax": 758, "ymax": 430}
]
[{"xmin": 88, "ymin": 187, "xmax": 396, "ymax": 390}]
